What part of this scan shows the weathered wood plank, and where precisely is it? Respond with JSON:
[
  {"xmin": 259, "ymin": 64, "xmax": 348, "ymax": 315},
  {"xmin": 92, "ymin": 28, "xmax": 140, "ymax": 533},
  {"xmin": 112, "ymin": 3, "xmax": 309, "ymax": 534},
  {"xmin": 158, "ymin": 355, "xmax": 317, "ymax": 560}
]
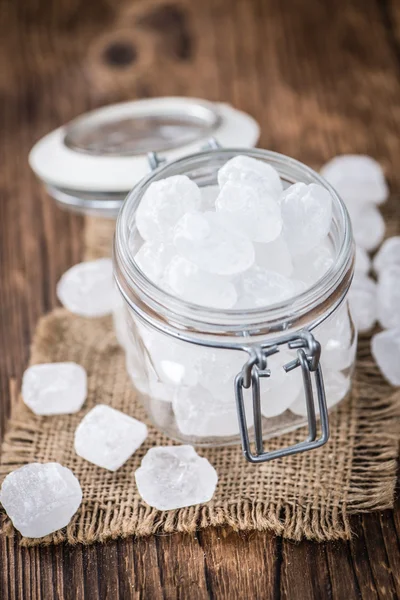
[{"xmin": 0, "ymin": 0, "xmax": 399, "ymax": 598}]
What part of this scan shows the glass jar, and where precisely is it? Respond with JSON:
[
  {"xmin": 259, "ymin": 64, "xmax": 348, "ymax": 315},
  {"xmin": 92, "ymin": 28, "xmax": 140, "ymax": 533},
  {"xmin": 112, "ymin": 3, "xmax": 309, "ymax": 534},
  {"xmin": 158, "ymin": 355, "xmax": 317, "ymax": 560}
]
[{"xmin": 113, "ymin": 148, "xmax": 356, "ymax": 463}]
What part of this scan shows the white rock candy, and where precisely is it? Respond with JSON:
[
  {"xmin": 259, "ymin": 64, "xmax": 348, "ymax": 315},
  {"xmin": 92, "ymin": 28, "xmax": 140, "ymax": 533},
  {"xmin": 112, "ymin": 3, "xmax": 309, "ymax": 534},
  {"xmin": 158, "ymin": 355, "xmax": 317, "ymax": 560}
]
[
  {"xmin": 254, "ymin": 237, "xmax": 293, "ymax": 277},
  {"xmin": 22, "ymin": 362, "xmax": 87, "ymax": 416},
  {"xmin": 218, "ymin": 155, "xmax": 283, "ymax": 199},
  {"xmin": 280, "ymin": 183, "xmax": 332, "ymax": 255},
  {"xmin": 164, "ymin": 255, "xmax": 237, "ymax": 309},
  {"xmin": 377, "ymin": 265, "xmax": 400, "ymax": 329},
  {"xmin": 355, "ymin": 246, "xmax": 371, "ymax": 275},
  {"xmin": 321, "ymin": 155, "xmax": 388, "ymax": 205},
  {"xmin": 371, "ymin": 328, "xmax": 400, "ymax": 386},
  {"xmin": 235, "ymin": 266, "xmax": 302, "ymax": 309},
  {"xmin": 173, "ymin": 384, "xmax": 251, "ymax": 437},
  {"xmin": 142, "ymin": 333, "xmax": 199, "ymax": 388},
  {"xmin": 173, "ymin": 211, "xmax": 254, "ymax": 276},
  {"xmin": 125, "ymin": 349, "xmax": 150, "ymax": 397},
  {"xmin": 289, "ymin": 370, "xmax": 350, "ymax": 417},
  {"xmin": 373, "ymin": 236, "xmax": 400, "ymax": 274},
  {"xmin": 348, "ymin": 203, "xmax": 386, "ymax": 252},
  {"xmin": 215, "ymin": 181, "xmax": 282, "ymax": 243},
  {"xmin": 134, "ymin": 242, "xmax": 175, "ymax": 284},
  {"xmin": 292, "ymin": 240, "xmax": 334, "ymax": 286},
  {"xmin": 349, "ymin": 276, "xmax": 377, "ymax": 333},
  {"xmin": 0, "ymin": 463, "xmax": 82, "ymax": 538},
  {"xmin": 317, "ymin": 303, "xmax": 354, "ymax": 371},
  {"xmin": 136, "ymin": 175, "xmax": 201, "ymax": 242},
  {"xmin": 74, "ymin": 404, "xmax": 148, "ymax": 471},
  {"xmin": 57, "ymin": 258, "xmax": 114, "ymax": 318},
  {"xmin": 260, "ymin": 349, "xmax": 303, "ymax": 418},
  {"xmin": 198, "ymin": 349, "xmax": 244, "ymax": 402},
  {"xmin": 200, "ymin": 185, "xmax": 220, "ymax": 211},
  {"xmin": 135, "ymin": 445, "xmax": 218, "ymax": 510}
]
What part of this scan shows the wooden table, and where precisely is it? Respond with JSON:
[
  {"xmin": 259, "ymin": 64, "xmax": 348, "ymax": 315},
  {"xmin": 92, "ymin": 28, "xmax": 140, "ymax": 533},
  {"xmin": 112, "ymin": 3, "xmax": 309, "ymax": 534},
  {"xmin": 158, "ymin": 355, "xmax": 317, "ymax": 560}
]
[{"xmin": 1, "ymin": 0, "xmax": 399, "ymax": 597}]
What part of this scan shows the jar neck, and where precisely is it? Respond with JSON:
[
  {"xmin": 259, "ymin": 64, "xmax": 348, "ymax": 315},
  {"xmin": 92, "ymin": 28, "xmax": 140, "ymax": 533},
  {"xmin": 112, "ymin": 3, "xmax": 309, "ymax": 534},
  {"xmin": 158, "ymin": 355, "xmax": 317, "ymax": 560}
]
[{"xmin": 114, "ymin": 148, "xmax": 354, "ymax": 340}]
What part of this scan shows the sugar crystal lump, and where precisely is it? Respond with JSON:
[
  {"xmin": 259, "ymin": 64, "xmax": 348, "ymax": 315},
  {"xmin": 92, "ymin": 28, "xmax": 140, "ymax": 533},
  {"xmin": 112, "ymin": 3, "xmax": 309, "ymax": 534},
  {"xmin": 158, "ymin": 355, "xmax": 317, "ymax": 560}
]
[
  {"xmin": 74, "ymin": 404, "xmax": 148, "ymax": 471},
  {"xmin": 215, "ymin": 180, "xmax": 282, "ymax": 243},
  {"xmin": 135, "ymin": 445, "xmax": 218, "ymax": 511},
  {"xmin": 355, "ymin": 246, "xmax": 371, "ymax": 275},
  {"xmin": 22, "ymin": 362, "xmax": 87, "ymax": 416},
  {"xmin": 377, "ymin": 265, "xmax": 400, "ymax": 329},
  {"xmin": 371, "ymin": 328, "xmax": 400, "ymax": 386},
  {"xmin": 373, "ymin": 236, "xmax": 400, "ymax": 274},
  {"xmin": 349, "ymin": 276, "xmax": 377, "ymax": 333},
  {"xmin": 348, "ymin": 204, "xmax": 385, "ymax": 252},
  {"xmin": 57, "ymin": 258, "xmax": 114, "ymax": 317},
  {"xmin": 135, "ymin": 242, "xmax": 175, "ymax": 283},
  {"xmin": 136, "ymin": 175, "xmax": 201, "ymax": 242},
  {"xmin": 321, "ymin": 155, "xmax": 388, "ymax": 205},
  {"xmin": 292, "ymin": 240, "xmax": 334, "ymax": 286},
  {"xmin": 173, "ymin": 211, "xmax": 254, "ymax": 275},
  {"xmin": 280, "ymin": 183, "xmax": 332, "ymax": 254},
  {"xmin": 254, "ymin": 237, "xmax": 293, "ymax": 276},
  {"xmin": 172, "ymin": 384, "xmax": 252, "ymax": 437},
  {"xmin": 235, "ymin": 266, "xmax": 300, "ymax": 308},
  {"xmin": 218, "ymin": 155, "xmax": 283, "ymax": 198},
  {"xmin": 0, "ymin": 463, "xmax": 82, "ymax": 538},
  {"xmin": 164, "ymin": 255, "xmax": 237, "ymax": 308},
  {"xmin": 290, "ymin": 370, "xmax": 350, "ymax": 417}
]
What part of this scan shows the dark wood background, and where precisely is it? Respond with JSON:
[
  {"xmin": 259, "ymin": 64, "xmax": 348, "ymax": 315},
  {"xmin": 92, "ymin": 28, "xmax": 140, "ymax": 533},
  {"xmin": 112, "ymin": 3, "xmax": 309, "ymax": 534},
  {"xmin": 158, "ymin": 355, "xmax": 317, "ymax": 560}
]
[{"xmin": 0, "ymin": 0, "xmax": 399, "ymax": 597}]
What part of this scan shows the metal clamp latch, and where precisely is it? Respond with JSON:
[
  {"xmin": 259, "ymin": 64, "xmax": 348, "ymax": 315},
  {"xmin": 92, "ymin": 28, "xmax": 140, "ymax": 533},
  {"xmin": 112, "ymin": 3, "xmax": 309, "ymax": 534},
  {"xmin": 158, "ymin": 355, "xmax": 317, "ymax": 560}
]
[
  {"xmin": 147, "ymin": 138, "xmax": 221, "ymax": 172},
  {"xmin": 235, "ymin": 330, "xmax": 329, "ymax": 463}
]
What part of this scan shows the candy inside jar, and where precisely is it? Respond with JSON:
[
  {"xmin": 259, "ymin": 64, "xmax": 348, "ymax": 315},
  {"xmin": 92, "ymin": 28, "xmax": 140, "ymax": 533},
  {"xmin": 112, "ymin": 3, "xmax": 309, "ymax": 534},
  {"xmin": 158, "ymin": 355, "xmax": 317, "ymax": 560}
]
[{"xmin": 114, "ymin": 149, "xmax": 355, "ymax": 456}]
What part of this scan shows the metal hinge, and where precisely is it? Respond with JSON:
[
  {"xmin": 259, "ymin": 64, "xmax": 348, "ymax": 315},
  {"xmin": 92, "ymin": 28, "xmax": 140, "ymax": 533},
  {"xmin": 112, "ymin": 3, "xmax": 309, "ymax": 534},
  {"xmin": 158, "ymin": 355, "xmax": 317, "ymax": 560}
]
[{"xmin": 235, "ymin": 330, "xmax": 329, "ymax": 463}]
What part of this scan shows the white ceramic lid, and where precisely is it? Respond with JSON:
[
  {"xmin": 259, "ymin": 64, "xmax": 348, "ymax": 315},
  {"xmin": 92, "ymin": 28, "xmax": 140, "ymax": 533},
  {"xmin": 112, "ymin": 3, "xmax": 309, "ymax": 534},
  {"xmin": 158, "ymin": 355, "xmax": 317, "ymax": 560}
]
[{"xmin": 29, "ymin": 97, "xmax": 259, "ymax": 194}]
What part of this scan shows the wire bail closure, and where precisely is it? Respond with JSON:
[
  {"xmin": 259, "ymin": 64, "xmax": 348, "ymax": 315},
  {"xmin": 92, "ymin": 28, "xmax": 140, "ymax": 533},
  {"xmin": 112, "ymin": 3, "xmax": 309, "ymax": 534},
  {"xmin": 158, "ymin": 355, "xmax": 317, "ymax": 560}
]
[
  {"xmin": 235, "ymin": 330, "xmax": 329, "ymax": 463},
  {"xmin": 147, "ymin": 138, "xmax": 222, "ymax": 172}
]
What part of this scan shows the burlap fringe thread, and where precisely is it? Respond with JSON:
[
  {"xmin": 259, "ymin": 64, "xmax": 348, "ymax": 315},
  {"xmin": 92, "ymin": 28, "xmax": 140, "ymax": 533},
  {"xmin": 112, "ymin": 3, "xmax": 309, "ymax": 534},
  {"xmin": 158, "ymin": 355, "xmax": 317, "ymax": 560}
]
[{"xmin": 0, "ymin": 217, "xmax": 398, "ymax": 546}]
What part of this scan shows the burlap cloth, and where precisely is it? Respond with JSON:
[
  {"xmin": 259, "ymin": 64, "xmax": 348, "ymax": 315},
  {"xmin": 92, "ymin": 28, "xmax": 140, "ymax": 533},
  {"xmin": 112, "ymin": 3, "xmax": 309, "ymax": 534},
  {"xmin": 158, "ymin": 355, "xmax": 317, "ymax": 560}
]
[{"xmin": 0, "ymin": 216, "xmax": 399, "ymax": 546}]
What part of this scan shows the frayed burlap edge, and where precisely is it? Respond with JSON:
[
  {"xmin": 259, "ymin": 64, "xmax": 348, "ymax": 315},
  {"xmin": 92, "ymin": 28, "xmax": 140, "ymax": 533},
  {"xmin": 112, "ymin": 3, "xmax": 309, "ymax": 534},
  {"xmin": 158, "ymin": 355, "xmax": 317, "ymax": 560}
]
[
  {"xmin": 0, "ymin": 216, "xmax": 399, "ymax": 546},
  {"xmin": 0, "ymin": 311, "xmax": 398, "ymax": 547},
  {"xmin": 0, "ymin": 390, "xmax": 398, "ymax": 546}
]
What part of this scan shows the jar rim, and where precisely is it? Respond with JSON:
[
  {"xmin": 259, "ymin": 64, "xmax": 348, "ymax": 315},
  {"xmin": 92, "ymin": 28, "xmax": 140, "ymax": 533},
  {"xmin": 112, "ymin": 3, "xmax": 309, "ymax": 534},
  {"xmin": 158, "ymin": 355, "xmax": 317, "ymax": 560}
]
[{"xmin": 114, "ymin": 148, "xmax": 354, "ymax": 336}]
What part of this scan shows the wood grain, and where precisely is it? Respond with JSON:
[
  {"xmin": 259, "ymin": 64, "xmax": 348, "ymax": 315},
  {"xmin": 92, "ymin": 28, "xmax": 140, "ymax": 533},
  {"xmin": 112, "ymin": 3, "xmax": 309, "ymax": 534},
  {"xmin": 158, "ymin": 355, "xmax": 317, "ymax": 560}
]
[{"xmin": 0, "ymin": 0, "xmax": 399, "ymax": 597}]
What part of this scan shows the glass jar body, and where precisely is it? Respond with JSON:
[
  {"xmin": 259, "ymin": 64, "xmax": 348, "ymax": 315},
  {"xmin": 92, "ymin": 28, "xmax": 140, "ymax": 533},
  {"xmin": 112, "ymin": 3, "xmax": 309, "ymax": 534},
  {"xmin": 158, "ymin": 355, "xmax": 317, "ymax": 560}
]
[{"xmin": 113, "ymin": 149, "xmax": 356, "ymax": 447}]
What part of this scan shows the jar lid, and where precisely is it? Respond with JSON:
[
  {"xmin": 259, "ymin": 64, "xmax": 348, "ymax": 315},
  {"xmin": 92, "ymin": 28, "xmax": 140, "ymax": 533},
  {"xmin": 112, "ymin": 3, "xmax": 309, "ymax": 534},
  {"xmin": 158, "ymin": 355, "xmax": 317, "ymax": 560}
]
[{"xmin": 29, "ymin": 97, "xmax": 259, "ymax": 216}]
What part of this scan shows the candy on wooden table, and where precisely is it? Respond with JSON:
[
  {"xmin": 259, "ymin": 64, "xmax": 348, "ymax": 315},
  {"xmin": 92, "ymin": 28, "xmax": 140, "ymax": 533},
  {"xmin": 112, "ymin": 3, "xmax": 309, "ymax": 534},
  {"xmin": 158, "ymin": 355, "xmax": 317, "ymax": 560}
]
[
  {"xmin": 22, "ymin": 362, "xmax": 87, "ymax": 416},
  {"xmin": 349, "ymin": 276, "xmax": 377, "ymax": 333},
  {"xmin": 135, "ymin": 445, "xmax": 218, "ymax": 511},
  {"xmin": 348, "ymin": 203, "xmax": 386, "ymax": 252},
  {"xmin": 321, "ymin": 155, "xmax": 388, "ymax": 205},
  {"xmin": 0, "ymin": 463, "xmax": 82, "ymax": 538},
  {"xmin": 74, "ymin": 404, "xmax": 148, "ymax": 471},
  {"xmin": 57, "ymin": 258, "xmax": 114, "ymax": 317},
  {"xmin": 373, "ymin": 236, "xmax": 400, "ymax": 274},
  {"xmin": 371, "ymin": 328, "xmax": 400, "ymax": 386},
  {"xmin": 377, "ymin": 265, "xmax": 400, "ymax": 329},
  {"xmin": 355, "ymin": 246, "xmax": 371, "ymax": 275}
]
